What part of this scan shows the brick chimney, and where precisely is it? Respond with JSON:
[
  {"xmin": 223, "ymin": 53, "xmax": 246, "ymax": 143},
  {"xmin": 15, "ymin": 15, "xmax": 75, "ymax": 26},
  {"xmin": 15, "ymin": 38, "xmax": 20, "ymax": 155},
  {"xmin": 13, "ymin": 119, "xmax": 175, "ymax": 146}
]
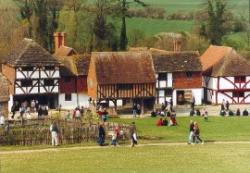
[{"xmin": 54, "ymin": 32, "xmax": 66, "ymax": 53}]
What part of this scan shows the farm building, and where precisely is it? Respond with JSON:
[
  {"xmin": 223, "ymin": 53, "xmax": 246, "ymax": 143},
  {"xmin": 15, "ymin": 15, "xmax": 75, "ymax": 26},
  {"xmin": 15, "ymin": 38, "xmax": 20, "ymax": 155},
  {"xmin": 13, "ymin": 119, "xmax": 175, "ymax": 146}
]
[
  {"xmin": 201, "ymin": 45, "xmax": 250, "ymax": 104},
  {"xmin": 54, "ymin": 32, "xmax": 90, "ymax": 109},
  {"xmin": 2, "ymin": 38, "xmax": 60, "ymax": 111},
  {"xmin": 87, "ymin": 51, "xmax": 156, "ymax": 112},
  {"xmin": 151, "ymin": 48, "xmax": 203, "ymax": 106},
  {"xmin": 0, "ymin": 73, "xmax": 10, "ymax": 116},
  {"xmin": 57, "ymin": 55, "xmax": 90, "ymax": 109}
]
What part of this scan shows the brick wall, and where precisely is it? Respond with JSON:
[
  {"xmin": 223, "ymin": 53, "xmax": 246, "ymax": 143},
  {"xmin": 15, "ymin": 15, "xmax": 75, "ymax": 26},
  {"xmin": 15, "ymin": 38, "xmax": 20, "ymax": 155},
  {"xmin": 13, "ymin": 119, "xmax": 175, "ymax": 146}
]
[
  {"xmin": 173, "ymin": 72, "xmax": 202, "ymax": 89},
  {"xmin": 2, "ymin": 64, "xmax": 15, "ymax": 94}
]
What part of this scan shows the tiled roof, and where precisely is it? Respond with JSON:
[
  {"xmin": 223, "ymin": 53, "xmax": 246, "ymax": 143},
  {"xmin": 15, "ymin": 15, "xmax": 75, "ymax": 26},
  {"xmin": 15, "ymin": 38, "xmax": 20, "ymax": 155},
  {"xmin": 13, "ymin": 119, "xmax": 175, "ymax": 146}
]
[
  {"xmin": 200, "ymin": 45, "xmax": 232, "ymax": 71},
  {"xmin": 150, "ymin": 48, "xmax": 202, "ymax": 72},
  {"xmin": 6, "ymin": 38, "xmax": 60, "ymax": 67}
]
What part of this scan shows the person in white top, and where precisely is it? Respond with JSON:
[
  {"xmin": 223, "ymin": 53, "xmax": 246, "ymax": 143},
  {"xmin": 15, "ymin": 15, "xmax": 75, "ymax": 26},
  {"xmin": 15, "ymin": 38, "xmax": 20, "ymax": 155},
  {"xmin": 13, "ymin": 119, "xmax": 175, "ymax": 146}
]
[{"xmin": 0, "ymin": 113, "xmax": 5, "ymax": 127}]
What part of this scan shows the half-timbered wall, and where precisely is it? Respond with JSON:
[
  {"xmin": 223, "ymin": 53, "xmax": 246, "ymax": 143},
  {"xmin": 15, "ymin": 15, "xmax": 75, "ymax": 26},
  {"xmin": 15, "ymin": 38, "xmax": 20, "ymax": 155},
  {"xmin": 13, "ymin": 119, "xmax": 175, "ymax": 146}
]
[
  {"xmin": 14, "ymin": 66, "xmax": 60, "ymax": 95},
  {"xmin": 155, "ymin": 73, "xmax": 173, "ymax": 104},
  {"xmin": 97, "ymin": 83, "xmax": 155, "ymax": 100},
  {"xmin": 204, "ymin": 76, "xmax": 250, "ymax": 104}
]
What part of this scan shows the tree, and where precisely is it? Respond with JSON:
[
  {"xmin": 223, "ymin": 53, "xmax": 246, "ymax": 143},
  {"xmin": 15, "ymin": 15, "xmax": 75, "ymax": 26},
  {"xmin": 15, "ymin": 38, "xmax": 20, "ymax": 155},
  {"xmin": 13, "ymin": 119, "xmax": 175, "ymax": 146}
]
[
  {"xmin": 115, "ymin": 0, "xmax": 147, "ymax": 50},
  {"xmin": 16, "ymin": 0, "xmax": 64, "ymax": 51},
  {"xmin": 198, "ymin": 0, "xmax": 232, "ymax": 45}
]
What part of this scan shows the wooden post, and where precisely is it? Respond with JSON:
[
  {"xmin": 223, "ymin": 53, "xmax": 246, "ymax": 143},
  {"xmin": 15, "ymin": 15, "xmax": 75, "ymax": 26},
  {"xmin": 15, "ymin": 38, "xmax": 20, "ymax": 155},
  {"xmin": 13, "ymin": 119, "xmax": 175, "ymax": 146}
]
[{"xmin": 141, "ymin": 99, "xmax": 144, "ymax": 115}]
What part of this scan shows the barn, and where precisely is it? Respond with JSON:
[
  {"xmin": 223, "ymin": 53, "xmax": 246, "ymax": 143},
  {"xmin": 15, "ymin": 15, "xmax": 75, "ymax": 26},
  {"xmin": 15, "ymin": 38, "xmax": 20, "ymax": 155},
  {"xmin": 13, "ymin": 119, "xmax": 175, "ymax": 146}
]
[
  {"xmin": 201, "ymin": 45, "xmax": 250, "ymax": 104},
  {"xmin": 88, "ymin": 51, "xmax": 156, "ymax": 112}
]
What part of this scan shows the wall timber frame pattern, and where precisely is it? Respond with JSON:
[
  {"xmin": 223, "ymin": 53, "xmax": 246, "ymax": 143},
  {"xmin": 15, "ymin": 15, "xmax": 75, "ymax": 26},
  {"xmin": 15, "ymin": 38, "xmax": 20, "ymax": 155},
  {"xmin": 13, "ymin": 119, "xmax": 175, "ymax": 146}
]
[{"xmin": 97, "ymin": 83, "xmax": 155, "ymax": 100}]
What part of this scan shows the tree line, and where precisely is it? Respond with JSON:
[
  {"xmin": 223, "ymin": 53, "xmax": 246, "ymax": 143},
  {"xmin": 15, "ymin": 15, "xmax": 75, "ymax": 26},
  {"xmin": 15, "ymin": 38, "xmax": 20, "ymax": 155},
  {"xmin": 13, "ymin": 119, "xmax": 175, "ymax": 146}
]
[{"xmin": 0, "ymin": 0, "xmax": 248, "ymax": 56}]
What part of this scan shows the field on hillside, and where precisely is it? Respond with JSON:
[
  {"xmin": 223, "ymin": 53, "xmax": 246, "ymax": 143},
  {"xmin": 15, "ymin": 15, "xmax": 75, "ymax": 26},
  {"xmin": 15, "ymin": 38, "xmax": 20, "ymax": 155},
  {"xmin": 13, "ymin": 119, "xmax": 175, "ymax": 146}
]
[
  {"xmin": 1, "ymin": 143, "xmax": 250, "ymax": 173},
  {"xmin": 139, "ymin": 0, "xmax": 248, "ymax": 14}
]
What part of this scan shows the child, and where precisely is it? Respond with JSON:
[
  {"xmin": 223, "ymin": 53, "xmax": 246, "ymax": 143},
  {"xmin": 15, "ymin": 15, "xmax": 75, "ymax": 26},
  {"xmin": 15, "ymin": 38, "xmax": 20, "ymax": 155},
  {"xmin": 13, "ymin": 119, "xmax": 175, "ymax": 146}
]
[{"xmin": 111, "ymin": 126, "xmax": 120, "ymax": 146}]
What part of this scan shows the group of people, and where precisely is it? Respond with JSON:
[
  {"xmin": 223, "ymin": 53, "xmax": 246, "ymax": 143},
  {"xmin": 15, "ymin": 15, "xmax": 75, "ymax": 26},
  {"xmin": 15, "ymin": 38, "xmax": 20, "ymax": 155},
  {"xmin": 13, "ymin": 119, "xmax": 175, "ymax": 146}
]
[
  {"xmin": 64, "ymin": 106, "xmax": 86, "ymax": 120},
  {"xmin": 11, "ymin": 100, "xmax": 49, "ymax": 119},
  {"xmin": 97, "ymin": 107, "xmax": 109, "ymax": 122},
  {"xmin": 156, "ymin": 113, "xmax": 177, "ymax": 126},
  {"xmin": 97, "ymin": 122, "xmax": 138, "ymax": 147},
  {"xmin": 190, "ymin": 108, "xmax": 208, "ymax": 121},
  {"xmin": 188, "ymin": 120, "xmax": 204, "ymax": 144},
  {"xmin": 220, "ymin": 99, "xmax": 249, "ymax": 116}
]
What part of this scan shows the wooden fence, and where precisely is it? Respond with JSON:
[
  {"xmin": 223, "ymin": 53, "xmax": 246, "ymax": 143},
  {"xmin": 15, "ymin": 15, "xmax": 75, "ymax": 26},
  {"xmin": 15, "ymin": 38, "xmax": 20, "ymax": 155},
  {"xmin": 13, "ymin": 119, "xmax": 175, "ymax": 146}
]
[{"xmin": 0, "ymin": 119, "xmax": 131, "ymax": 146}]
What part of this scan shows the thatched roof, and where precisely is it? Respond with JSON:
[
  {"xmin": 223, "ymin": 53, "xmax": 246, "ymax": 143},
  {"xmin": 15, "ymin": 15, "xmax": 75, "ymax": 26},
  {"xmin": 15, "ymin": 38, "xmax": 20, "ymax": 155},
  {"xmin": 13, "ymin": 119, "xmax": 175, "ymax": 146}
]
[
  {"xmin": 56, "ymin": 54, "xmax": 90, "ymax": 77},
  {"xmin": 90, "ymin": 51, "xmax": 155, "ymax": 84},
  {"xmin": 150, "ymin": 48, "xmax": 201, "ymax": 72},
  {"xmin": 0, "ymin": 73, "xmax": 9, "ymax": 102},
  {"xmin": 6, "ymin": 38, "xmax": 60, "ymax": 67}
]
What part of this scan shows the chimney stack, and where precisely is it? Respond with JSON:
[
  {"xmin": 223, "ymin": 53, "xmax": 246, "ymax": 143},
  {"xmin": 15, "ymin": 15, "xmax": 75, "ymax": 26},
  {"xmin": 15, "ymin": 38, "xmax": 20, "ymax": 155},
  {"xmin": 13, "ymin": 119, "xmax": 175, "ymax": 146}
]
[{"xmin": 54, "ymin": 32, "xmax": 66, "ymax": 53}]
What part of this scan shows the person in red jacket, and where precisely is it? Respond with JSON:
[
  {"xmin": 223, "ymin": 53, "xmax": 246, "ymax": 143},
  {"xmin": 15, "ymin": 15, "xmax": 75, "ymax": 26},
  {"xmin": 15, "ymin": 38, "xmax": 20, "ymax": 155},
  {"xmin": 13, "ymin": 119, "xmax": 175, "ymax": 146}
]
[{"xmin": 156, "ymin": 118, "xmax": 163, "ymax": 126}]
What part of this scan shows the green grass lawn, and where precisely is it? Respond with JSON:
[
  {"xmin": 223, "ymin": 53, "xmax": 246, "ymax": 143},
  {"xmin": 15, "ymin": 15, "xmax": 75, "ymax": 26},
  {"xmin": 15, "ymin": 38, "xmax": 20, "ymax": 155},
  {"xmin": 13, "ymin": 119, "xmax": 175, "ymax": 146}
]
[
  {"xmin": 109, "ymin": 116, "xmax": 250, "ymax": 142},
  {"xmin": 1, "ymin": 143, "xmax": 250, "ymax": 173}
]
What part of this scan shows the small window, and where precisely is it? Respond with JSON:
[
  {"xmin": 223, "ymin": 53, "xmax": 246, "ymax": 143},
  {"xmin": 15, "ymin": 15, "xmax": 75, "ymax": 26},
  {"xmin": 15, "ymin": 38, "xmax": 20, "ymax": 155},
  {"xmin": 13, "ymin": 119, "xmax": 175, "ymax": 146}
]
[
  {"xmin": 44, "ymin": 79, "xmax": 54, "ymax": 86},
  {"xmin": 65, "ymin": 94, "xmax": 72, "ymax": 101},
  {"xmin": 233, "ymin": 92, "xmax": 244, "ymax": 97},
  {"xmin": 117, "ymin": 84, "xmax": 133, "ymax": 90},
  {"xmin": 235, "ymin": 76, "xmax": 246, "ymax": 83},
  {"xmin": 158, "ymin": 73, "xmax": 167, "ymax": 80},
  {"xmin": 45, "ymin": 66, "xmax": 54, "ymax": 70},
  {"xmin": 21, "ymin": 80, "xmax": 33, "ymax": 87},
  {"xmin": 22, "ymin": 66, "xmax": 33, "ymax": 71},
  {"xmin": 186, "ymin": 72, "xmax": 193, "ymax": 78},
  {"xmin": 165, "ymin": 89, "xmax": 173, "ymax": 96}
]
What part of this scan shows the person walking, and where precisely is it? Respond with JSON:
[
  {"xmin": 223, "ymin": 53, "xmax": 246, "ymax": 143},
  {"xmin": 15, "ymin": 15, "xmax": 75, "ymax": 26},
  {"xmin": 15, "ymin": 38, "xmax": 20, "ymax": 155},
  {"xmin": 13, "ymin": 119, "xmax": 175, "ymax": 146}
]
[
  {"xmin": 193, "ymin": 122, "xmax": 204, "ymax": 144},
  {"xmin": 188, "ymin": 120, "xmax": 194, "ymax": 144},
  {"xmin": 98, "ymin": 124, "xmax": 106, "ymax": 146},
  {"xmin": 50, "ymin": 121, "xmax": 59, "ymax": 146},
  {"xmin": 129, "ymin": 122, "xmax": 138, "ymax": 147},
  {"xmin": 132, "ymin": 104, "xmax": 137, "ymax": 118}
]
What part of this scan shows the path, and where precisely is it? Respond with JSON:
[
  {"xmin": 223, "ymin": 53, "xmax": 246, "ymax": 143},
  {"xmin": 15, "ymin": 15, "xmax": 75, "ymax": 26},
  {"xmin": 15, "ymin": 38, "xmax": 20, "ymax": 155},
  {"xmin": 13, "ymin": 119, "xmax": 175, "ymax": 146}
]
[{"xmin": 1, "ymin": 141, "xmax": 250, "ymax": 155}]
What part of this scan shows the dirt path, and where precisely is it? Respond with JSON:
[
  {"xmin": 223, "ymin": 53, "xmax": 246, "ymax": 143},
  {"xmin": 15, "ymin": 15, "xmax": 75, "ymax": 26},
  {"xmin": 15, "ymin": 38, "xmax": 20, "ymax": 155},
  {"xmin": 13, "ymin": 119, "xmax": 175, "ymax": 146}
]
[{"xmin": 1, "ymin": 141, "xmax": 250, "ymax": 155}]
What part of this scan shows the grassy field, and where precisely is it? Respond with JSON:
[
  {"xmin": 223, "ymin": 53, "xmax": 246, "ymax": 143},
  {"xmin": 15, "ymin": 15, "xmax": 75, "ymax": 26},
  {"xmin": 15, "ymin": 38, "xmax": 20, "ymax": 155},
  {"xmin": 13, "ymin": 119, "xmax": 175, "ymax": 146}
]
[
  {"xmin": 109, "ymin": 116, "xmax": 250, "ymax": 142},
  {"xmin": 1, "ymin": 143, "xmax": 250, "ymax": 173},
  {"xmin": 1, "ymin": 117, "xmax": 250, "ymax": 172}
]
